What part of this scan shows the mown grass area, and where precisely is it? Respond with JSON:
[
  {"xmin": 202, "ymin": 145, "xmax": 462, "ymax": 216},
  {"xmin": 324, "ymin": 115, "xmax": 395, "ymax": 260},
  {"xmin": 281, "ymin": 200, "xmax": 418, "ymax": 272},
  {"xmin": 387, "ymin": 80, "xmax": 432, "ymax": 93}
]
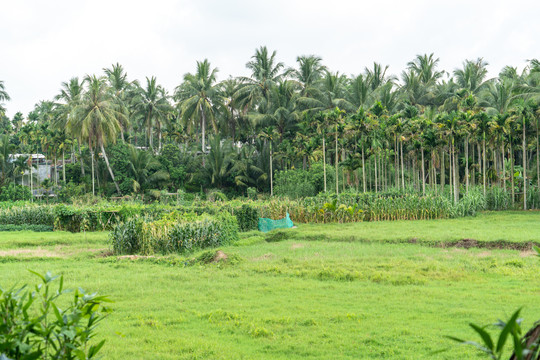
[
  {"xmin": 1, "ymin": 211, "xmax": 540, "ymax": 359},
  {"xmin": 283, "ymin": 211, "xmax": 540, "ymax": 245}
]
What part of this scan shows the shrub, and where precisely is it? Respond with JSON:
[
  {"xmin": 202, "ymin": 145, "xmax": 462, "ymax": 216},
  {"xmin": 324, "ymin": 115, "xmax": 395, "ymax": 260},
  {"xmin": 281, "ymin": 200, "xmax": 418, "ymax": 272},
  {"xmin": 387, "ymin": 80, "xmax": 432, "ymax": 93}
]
[
  {"xmin": 0, "ymin": 183, "xmax": 32, "ymax": 202},
  {"xmin": 232, "ymin": 204, "xmax": 259, "ymax": 231},
  {"xmin": 0, "ymin": 271, "xmax": 110, "ymax": 360},
  {"xmin": 0, "ymin": 205, "xmax": 55, "ymax": 226},
  {"xmin": 110, "ymin": 216, "xmax": 145, "ymax": 254},
  {"xmin": 0, "ymin": 224, "xmax": 53, "ymax": 232},
  {"xmin": 110, "ymin": 212, "xmax": 239, "ymax": 255}
]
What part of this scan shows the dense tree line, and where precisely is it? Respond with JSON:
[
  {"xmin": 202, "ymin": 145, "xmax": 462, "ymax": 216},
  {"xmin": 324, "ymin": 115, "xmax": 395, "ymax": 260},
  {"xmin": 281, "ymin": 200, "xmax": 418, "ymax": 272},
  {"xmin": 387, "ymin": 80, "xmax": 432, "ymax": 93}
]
[{"xmin": 0, "ymin": 48, "xmax": 539, "ymax": 207}]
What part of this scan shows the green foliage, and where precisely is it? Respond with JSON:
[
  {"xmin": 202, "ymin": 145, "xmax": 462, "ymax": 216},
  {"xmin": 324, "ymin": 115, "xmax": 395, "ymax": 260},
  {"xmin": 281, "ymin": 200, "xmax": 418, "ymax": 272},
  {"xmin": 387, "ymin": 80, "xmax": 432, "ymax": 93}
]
[
  {"xmin": 233, "ymin": 204, "xmax": 259, "ymax": 232},
  {"xmin": 110, "ymin": 212, "xmax": 239, "ymax": 255},
  {"xmin": 0, "ymin": 184, "xmax": 31, "ymax": 202},
  {"xmin": 0, "ymin": 224, "xmax": 53, "ymax": 232},
  {"xmin": 0, "ymin": 205, "xmax": 55, "ymax": 226},
  {"xmin": 448, "ymin": 309, "xmax": 540, "ymax": 360},
  {"xmin": 274, "ymin": 163, "xmax": 335, "ymax": 198},
  {"xmin": 0, "ymin": 271, "xmax": 110, "ymax": 360},
  {"xmin": 110, "ymin": 216, "xmax": 145, "ymax": 255},
  {"xmin": 56, "ymin": 182, "xmax": 86, "ymax": 203}
]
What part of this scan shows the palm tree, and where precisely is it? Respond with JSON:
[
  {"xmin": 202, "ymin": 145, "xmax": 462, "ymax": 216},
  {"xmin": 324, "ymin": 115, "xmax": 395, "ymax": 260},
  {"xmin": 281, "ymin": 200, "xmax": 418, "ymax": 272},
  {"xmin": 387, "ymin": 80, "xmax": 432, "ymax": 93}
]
[
  {"xmin": 291, "ymin": 55, "xmax": 325, "ymax": 96},
  {"xmin": 258, "ymin": 127, "xmax": 277, "ymax": 195},
  {"xmin": 133, "ymin": 77, "xmax": 170, "ymax": 152},
  {"xmin": 405, "ymin": 53, "xmax": 444, "ymax": 106},
  {"xmin": 237, "ymin": 46, "xmax": 285, "ymax": 108},
  {"xmin": 0, "ymin": 81, "xmax": 10, "ymax": 114},
  {"xmin": 231, "ymin": 145, "xmax": 267, "ymax": 192},
  {"xmin": 55, "ymin": 77, "xmax": 85, "ymax": 176},
  {"xmin": 104, "ymin": 63, "xmax": 132, "ymax": 142},
  {"xmin": 510, "ymin": 99, "xmax": 534, "ymax": 210},
  {"xmin": 175, "ymin": 59, "xmax": 220, "ymax": 155},
  {"xmin": 205, "ymin": 134, "xmax": 233, "ymax": 189},
  {"xmin": 68, "ymin": 75, "xmax": 124, "ymax": 195},
  {"xmin": 454, "ymin": 58, "xmax": 490, "ymax": 96},
  {"xmin": 325, "ymin": 107, "xmax": 346, "ymax": 195},
  {"xmin": 127, "ymin": 145, "xmax": 169, "ymax": 193}
]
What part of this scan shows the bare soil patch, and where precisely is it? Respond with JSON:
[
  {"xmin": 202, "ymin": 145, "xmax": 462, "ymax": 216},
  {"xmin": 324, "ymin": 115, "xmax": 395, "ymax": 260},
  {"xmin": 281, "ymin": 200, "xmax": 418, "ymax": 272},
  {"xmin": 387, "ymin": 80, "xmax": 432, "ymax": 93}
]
[
  {"xmin": 291, "ymin": 243, "xmax": 305, "ymax": 250},
  {"xmin": 0, "ymin": 248, "xmax": 60, "ymax": 257}
]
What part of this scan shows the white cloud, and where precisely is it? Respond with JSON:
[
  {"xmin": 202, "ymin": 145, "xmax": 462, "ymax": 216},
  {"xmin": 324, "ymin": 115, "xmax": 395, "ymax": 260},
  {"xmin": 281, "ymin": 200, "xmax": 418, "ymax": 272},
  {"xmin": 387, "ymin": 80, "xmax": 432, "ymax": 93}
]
[{"xmin": 1, "ymin": 0, "xmax": 538, "ymax": 117}]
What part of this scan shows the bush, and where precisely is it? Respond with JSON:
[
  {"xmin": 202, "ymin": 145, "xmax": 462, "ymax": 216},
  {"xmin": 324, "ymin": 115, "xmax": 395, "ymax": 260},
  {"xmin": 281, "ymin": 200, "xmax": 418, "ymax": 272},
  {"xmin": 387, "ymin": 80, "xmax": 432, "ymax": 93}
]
[
  {"xmin": 0, "ymin": 183, "xmax": 32, "ymax": 202},
  {"xmin": 233, "ymin": 204, "xmax": 259, "ymax": 231},
  {"xmin": 110, "ymin": 216, "xmax": 145, "ymax": 254},
  {"xmin": 0, "ymin": 224, "xmax": 53, "ymax": 232},
  {"xmin": 110, "ymin": 212, "xmax": 239, "ymax": 255},
  {"xmin": 0, "ymin": 271, "xmax": 110, "ymax": 360},
  {"xmin": 0, "ymin": 205, "xmax": 55, "ymax": 226}
]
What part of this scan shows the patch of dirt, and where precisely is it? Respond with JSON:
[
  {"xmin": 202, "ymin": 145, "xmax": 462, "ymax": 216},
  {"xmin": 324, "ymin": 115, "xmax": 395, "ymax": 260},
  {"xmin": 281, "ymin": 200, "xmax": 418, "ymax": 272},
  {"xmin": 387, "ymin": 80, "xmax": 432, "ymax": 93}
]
[
  {"xmin": 291, "ymin": 243, "xmax": 305, "ymax": 250},
  {"xmin": 252, "ymin": 253, "xmax": 274, "ymax": 261},
  {"xmin": 454, "ymin": 238, "xmax": 478, "ymax": 249},
  {"xmin": 213, "ymin": 250, "xmax": 228, "ymax": 262},
  {"xmin": 435, "ymin": 239, "xmax": 538, "ymax": 251},
  {"xmin": 117, "ymin": 255, "xmax": 155, "ymax": 260},
  {"xmin": 0, "ymin": 248, "xmax": 60, "ymax": 257},
  {"xmin": 95, "ymin": 249, "xmax": 114, "ymax": 258},
  {"xmin": 476, "ymin": 251, "xmax": 491, "ymax": 257},
  {"xmin": 520, "ymin": 250, "xmax": 538, "ymax": 258}
]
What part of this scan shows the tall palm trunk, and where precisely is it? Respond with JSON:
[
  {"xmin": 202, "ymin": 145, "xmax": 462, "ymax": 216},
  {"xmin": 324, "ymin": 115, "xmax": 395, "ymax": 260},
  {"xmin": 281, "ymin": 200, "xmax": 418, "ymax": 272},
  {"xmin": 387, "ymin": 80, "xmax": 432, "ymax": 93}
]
[
  {"xmin": 100, "ymin": 143, "xmax": 121, "ymax": 195},
  {"xmin": 374, "ymin": 152, "xmax": 378, "ymax": 193},
  {"xmin": 362, "ymin": 143, "xmax": 366, "ymax": 193},
  {"xmin": 483, "ymin": 132, "xmax": 486, "ymax": 196},
  {"xmin": 421, "ymin": 146, "xmax": 425, "ymax": 196},
  {"xmin": 400, "ymin": 139, "xmax": 405, "ymax": 189},
  {"xmin": 323, "ymin": 135, "xmax": 327, "ymax": 193},
  {"xmin": 510, "ymin": 143, "xmax": 515, "ymax": 205},
  {"xmin": 523, "ymin": 119, "xmax": 527, "ymax": 210},
  {"xmin": 335, "ymin": 129, "xmax": 339, "ymax": 195},
  {"xmin": 465, "ymin": 136, "xmax": 469, "ymax": 194},
  {"xmin": 502, "ymin": 144, "xmax": 506, "ymax": 191},
  {"xmin": 90, "ymin": 147, "xmax": 95, "ymax": 196},
  {"xmin": 269, "ymin": 141, "xmax": 273, "ymax": 196},
  {"xmin": 62, "ymin": 149, "xmax": 66, "ymax": 183},
  {"xmin": 441, "ymin": 149, "xmax": 445, "ymax": 193},
  {"xmin": 453, "ymin": 138, "xmax": 459, "ymax": 203}
]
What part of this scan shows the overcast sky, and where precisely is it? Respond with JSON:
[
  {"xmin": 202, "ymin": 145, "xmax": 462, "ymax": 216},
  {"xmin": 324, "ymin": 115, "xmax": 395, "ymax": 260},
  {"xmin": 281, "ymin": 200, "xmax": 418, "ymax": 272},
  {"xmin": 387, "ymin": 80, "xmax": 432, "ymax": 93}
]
[{"xmin": 1, "ymin": 0, "xmax": 539, "ymax": 117}]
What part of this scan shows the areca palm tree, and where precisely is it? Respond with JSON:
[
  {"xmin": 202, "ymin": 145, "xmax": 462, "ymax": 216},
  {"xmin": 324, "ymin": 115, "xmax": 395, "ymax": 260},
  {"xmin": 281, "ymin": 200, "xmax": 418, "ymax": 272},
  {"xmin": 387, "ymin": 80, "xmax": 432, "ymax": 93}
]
[
  {"xmin": 133, "ymin": 77, "xmax": 170, "ymax": 152},
  {"xmin": 175, "ymin": 59, "xmax": 220, "ymax": 155},
  {"xmin": 68, "ymin": 75, "xmax": 124, "ymax": 195}
]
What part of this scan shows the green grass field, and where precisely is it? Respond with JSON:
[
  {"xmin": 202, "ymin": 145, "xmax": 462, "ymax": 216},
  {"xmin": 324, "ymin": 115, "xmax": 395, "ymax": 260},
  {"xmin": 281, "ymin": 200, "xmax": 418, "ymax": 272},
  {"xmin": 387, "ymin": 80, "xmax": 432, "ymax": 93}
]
[{"xmin": 1, "ymin": 211, "xmax": 540, "ymax": 359}]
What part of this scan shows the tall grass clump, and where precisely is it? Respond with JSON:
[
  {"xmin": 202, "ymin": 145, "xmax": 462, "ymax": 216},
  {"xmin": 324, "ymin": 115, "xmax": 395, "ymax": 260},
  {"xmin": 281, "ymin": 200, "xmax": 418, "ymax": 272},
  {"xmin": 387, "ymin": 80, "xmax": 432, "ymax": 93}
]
[
  {"xmin": 0, "ymin": 205, "xmax": 55, "ymax": 226},
  {"xmin": 110, "ymin": 212, "xmax": 239, "ymax": 255}
]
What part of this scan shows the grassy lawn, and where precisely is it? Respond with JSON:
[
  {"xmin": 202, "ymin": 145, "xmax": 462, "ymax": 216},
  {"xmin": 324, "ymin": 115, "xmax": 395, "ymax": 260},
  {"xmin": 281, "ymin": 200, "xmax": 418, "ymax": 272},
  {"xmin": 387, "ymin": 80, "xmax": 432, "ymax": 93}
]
[{"xmin": 1, "ymin": 211, "xmax": 540, "ymax": 359}]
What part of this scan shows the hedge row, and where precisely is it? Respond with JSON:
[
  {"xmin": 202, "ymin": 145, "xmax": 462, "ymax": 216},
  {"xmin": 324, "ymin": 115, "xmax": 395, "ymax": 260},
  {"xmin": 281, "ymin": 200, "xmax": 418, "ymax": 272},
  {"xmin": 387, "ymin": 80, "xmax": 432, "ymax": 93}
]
[
  {"xmin": 0, "ymin": 203, "xmax": 259, "ymax": 233},
  {"xmin": 0, "ymin": 224, "xmax": 54, "ymax": 232},
  {"xmin": 110, "ymin": 212, "xmax": 239, "ymax": 255}
]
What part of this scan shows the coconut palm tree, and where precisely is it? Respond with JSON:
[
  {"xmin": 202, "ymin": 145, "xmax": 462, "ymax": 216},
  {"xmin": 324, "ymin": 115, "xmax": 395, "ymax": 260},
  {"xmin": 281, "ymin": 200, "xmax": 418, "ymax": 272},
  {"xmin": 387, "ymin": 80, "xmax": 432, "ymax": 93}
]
[
  {"xmin": 236, "ymin": 46, "xmax": 285, "ymax": 109},
  {"xmin": 104, "ymin": 63, "xmax": 132, "ymax": 142},
  {"xmin": 68, "ymin": 75, "xmax": 124, "ymax": 195},
  {"xmin": 291, "ymin": 55, "xmax": 325, "ymax": 96},
  {"xmin": 133, "ymin": 77, "xmax": 170, "ymax": 152},
  {"xmin": 0, "ymin": 81, "xmax": 10, "ymax": 114},
  {"xmin": 175, "ymin": 59, "xmax": 220, "ymax": 155},
  {"xmin": 126, "ymin": 145, "xmax": 169, "ymax": 193}
]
